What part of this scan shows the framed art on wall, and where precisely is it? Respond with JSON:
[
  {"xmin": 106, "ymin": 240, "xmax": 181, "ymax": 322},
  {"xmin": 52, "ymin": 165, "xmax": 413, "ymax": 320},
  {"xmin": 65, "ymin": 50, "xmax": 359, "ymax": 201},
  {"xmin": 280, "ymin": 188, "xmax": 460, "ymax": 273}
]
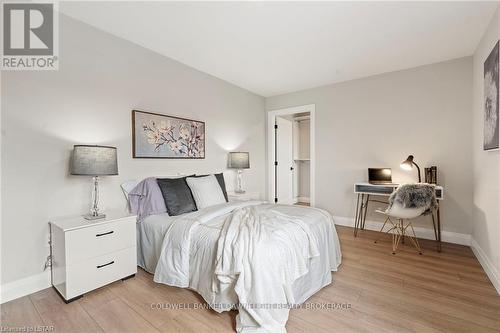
[
  {"xmin": 484, "ymin": 40, "xmax": 500, "ymax": 151},
  {"xmin": 132, "ymin": 110, "xmax": 205, "ymax": 158}
]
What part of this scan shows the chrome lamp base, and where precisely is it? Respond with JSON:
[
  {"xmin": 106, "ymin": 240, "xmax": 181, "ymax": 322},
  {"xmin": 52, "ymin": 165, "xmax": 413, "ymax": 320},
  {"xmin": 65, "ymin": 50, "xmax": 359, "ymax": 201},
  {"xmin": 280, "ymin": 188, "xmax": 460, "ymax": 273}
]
[
  {"xmin": 84, "ymin": 176, "xmax": 106, "ymax": 221},
  {"xmin": 83, "ymin": 213, "xmax": 106, "ymax": 221},
  {"xmin": 236, "ymin": 169, "xmax": 246, "ymax": 194}
]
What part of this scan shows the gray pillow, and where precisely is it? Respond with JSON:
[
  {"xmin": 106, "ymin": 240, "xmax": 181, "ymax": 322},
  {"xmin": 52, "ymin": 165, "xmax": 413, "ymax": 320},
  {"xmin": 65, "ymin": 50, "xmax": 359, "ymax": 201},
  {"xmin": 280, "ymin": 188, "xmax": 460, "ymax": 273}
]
[{"xmin": 157, "ymin": 176, "xmax": 197, "ymax": 216}]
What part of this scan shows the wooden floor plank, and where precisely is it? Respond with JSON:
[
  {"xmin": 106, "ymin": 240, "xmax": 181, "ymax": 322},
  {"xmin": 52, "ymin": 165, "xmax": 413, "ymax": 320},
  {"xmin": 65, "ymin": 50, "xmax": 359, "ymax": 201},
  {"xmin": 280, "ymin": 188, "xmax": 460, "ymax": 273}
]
[
  {"xmin": 0, "ymin": 295, "xmax": 45, "ymax": 329},
  {"xmin": 82, "ymin": 298, "xmax": 159, "ymax": 333},
  {"xmin": 30, "ymin": 288, "xmax": 103, "ymax": 332},
  {"xmin": 2, "ymin": 225, "xmax": 499, "ymax": 332}
]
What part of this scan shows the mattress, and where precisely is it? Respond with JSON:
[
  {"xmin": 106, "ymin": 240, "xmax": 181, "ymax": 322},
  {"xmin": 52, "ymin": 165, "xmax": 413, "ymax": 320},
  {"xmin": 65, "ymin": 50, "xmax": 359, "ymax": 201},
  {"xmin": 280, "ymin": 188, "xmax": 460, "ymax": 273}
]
[{"xmin": 137, "ymin": 201, "xmax": 341, "ymax": 309}]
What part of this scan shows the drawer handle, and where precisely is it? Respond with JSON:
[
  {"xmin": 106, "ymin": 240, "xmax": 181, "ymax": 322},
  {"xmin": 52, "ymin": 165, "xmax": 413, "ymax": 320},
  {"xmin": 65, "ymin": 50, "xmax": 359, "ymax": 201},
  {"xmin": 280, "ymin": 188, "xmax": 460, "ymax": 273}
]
[
  {"xmin": 96, "ymin": 231, "xmax": 114, "ymax": 237},
  {"xmin": 97, "ymin": 261, "xmax": 115, "ymax": 269}
]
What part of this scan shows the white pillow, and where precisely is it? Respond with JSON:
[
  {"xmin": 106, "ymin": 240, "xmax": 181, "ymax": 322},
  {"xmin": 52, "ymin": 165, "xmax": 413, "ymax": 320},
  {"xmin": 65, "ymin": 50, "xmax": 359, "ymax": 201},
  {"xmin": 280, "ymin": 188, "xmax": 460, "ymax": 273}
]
[{"xmin": 186, "ymin": 175, "xmax": 226, "ymax": 209}]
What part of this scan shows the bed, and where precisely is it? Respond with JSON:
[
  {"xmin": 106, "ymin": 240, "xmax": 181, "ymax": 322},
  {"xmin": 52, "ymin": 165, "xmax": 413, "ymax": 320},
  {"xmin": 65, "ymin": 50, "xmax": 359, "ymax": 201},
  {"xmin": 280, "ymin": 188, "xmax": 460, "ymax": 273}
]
[{"xmin": 124, "ymin": 179, "xmax": 342, "ymax": 333}]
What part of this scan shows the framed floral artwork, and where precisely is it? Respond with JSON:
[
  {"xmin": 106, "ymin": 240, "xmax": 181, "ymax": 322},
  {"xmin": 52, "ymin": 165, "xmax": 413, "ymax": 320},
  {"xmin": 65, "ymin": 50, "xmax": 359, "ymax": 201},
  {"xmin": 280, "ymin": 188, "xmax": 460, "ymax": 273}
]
[
  {"xmin": 484, "ymin": 41, "xmax": 500, "ymax": 151},
  {"xmin": 132, "ymin": 110, "xmax": 205, "ymax": 158}
]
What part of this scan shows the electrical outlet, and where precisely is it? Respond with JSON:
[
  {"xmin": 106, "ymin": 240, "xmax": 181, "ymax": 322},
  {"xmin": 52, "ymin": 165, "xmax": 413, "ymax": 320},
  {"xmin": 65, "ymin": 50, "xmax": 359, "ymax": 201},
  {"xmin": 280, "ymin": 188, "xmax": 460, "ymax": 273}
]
[
  {"xmin": 44, "ymin": 231, "xmax": 51, "ymax": 248},
  {"xmin": 44, "ymin": 255, "xmax": 52, "ymax": 271}
]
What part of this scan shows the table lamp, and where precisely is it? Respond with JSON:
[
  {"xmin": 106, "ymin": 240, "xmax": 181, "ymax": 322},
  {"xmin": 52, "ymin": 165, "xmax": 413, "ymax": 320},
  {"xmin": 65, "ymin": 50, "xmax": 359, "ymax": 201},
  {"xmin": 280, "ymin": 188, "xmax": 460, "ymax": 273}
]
[
  {"xmin": 400, "ymin": 155, "xmax": 421, "ymax": 183},
  {"xmin": 71, "ymin": 145, "xmax": 118, "ymax": 220},
  {"xmin": 228, "ymin": 152, "xmax": 250, "ymax": 193}
]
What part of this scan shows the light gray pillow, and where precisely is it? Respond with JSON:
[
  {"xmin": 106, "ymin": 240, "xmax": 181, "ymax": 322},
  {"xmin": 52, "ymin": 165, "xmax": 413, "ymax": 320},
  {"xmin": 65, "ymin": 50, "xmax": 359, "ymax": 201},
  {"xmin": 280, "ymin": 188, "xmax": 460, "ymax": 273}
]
[{"xmin": 186, "ymin": 175, "xmax": 226, "ymax": 209}]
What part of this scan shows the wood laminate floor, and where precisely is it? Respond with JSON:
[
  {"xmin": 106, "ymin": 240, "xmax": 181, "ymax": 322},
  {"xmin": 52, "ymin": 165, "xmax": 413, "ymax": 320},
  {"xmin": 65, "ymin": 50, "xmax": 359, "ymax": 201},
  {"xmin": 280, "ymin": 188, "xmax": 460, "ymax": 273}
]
[{"xmin": 2, "ymin": 226, "xmax": 500, "ymax": 333}]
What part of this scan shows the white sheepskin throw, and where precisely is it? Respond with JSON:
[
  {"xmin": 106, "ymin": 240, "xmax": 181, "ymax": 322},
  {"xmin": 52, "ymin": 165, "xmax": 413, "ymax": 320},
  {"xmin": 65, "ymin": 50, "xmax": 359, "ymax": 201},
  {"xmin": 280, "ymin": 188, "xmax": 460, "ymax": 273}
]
[{"xmin": 388, "ymin": 183, "xmax": 437, "ymax": 215}]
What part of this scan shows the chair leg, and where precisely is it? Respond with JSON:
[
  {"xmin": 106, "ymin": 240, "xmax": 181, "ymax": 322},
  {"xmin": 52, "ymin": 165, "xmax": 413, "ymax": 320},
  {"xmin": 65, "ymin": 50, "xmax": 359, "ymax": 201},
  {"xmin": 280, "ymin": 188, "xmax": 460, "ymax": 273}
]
[
  {"xmin": 406, "ymin": 221, "xmax": 422, "ymax": 255},
  {"xmin": 392, "ymin": 219, "xmax": 403, "ymax": 254},
  {"xmin": 401, "ymin": 219, "xmax": 405, "ymax": 244},
  {"xmin": 375, "ymin": 218, "xmax": 399, "ymax": 248},
  {"xmin": 381, "ymin": 217, "xmax": 424, "ymax": 255},
  {"xmin": 374, "ymin": 217, "xmax": 390, "ymax": 244},
  {"xmin": 393, "ymin": 229, "xmax": 400, "ymax": 254},
  {"xmin": 392, "ymin": 232, "xmax": 396, "ymax": 254}
]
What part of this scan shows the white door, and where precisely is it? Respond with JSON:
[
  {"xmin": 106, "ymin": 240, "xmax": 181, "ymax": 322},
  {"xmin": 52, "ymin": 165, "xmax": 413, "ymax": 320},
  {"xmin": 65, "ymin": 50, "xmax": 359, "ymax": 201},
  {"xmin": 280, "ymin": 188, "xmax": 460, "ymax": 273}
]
[{"xmin": 275, "ymin": 117, "xmax": 294, "ymax": 204}]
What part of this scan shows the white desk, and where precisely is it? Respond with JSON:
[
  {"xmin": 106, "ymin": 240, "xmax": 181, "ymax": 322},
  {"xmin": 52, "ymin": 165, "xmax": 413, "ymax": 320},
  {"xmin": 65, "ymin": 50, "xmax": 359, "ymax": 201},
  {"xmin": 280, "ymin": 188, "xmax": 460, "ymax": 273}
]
[{"xmin": 353, "ymin": 182, "xmax": 444, "ymax": 252}]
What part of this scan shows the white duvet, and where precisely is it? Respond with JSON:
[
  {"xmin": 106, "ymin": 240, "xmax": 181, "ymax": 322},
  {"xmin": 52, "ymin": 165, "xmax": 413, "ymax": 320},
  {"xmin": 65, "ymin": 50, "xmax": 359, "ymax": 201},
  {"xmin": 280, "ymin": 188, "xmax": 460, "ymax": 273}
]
[{"xmin": 144, "ymin": 201, "xmax": 341, "ymax": 333}]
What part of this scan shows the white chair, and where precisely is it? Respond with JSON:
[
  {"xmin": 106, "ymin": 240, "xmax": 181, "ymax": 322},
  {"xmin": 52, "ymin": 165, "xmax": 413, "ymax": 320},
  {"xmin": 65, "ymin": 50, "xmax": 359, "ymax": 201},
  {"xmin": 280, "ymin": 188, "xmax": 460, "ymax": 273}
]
[{"xmin": 374, "ymin": 184, "xmax": 437, "ymax": 255}]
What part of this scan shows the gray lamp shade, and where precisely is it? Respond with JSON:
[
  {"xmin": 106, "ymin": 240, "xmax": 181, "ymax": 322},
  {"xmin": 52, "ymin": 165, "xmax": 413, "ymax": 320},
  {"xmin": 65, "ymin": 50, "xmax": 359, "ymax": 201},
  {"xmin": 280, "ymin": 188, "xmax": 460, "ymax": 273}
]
[
  {"xmin": 71, "ymin": 145, "xmax": 118, "ymax": 176},
  {"xmin": 228, "ymin": 152, "xmax": 250, "ymax": 169}
]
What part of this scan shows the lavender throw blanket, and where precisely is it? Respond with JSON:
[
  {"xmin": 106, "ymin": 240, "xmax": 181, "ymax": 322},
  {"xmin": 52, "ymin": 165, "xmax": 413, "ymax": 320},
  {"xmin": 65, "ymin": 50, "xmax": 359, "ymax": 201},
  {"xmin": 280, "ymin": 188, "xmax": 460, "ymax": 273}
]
[{"xmin": 129, "ymin": 177, "xmax": 167, "ymax": 221}]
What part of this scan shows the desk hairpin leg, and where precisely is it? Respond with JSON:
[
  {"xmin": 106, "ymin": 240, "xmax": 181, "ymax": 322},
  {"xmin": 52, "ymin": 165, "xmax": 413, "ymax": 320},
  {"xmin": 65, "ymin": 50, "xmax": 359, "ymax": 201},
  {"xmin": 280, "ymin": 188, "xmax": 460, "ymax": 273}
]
[
  {"xmin": 430, "ymin": 204, "xmax": 442, "ymax": 253},
  {"xmin": 354, "ymin": 194, "xmax": 361, "ymax": 237},
  {"xmin": 362, "ymin": 194, "xmax": 369, "ymax": 230},
  {"xmin": 354, "ymin": 194, "xmax": 370, "ymax": 237},
  {"xmin": 354, "ymin": 194, "xmax": 364, "ymax": 236},
  {"xmin": 437, "ymin": 202, "xmax": 442, "ymax": 252},
  {"xmin": 431, "ymin": 213, "xmax": 438, "ymax": 242}
]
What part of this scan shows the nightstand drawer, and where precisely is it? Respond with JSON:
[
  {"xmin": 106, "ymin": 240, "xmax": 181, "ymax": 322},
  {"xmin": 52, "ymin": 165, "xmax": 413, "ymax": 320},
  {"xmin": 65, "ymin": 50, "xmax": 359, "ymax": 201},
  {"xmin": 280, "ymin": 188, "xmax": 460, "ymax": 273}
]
[
  {"xmin": 65, "ymin": 219, "xmax": 136, "ymax": 264},
  {"xmin": 66, "ymin": 246, "xmax": 137, "ymax": 299}
]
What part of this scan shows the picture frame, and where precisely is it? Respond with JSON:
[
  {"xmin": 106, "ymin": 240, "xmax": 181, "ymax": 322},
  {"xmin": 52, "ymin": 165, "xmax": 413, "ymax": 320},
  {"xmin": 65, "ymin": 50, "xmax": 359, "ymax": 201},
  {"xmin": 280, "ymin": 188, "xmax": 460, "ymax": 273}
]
[
  {"xmin": 483, "ymin": 40, "xmax": 500, "ymax": 151},
  {"xmin": 132, "ymin": 110, "xmax": 205, "ymax": 159}
]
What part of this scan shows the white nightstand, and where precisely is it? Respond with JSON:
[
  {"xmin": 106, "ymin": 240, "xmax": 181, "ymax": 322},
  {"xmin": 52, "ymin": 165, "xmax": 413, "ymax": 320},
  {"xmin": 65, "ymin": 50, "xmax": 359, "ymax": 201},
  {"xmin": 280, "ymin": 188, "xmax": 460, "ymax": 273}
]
[
  {"xmin": 49, "ymin": 211, "xmax": 137, "ymax": 303},
  {"xmin": 227, "ymin": 191, "xmax": 261, "ymax": 202}
]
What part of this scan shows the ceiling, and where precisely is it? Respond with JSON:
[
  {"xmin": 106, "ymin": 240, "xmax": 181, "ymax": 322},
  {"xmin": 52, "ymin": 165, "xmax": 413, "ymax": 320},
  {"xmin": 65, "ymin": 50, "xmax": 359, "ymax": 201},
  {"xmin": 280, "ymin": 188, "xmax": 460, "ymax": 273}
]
[{"xmin": 60, "ymin": 1, "xmax": 498, "ymax": 97}]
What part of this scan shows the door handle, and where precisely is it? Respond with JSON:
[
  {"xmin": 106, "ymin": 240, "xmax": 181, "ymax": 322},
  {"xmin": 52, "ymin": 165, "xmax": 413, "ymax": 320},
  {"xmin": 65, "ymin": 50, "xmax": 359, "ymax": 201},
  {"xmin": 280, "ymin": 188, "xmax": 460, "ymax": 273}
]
[{"xmin": 290, "ymin": 167, "xmax": 294, "ymax": 171}]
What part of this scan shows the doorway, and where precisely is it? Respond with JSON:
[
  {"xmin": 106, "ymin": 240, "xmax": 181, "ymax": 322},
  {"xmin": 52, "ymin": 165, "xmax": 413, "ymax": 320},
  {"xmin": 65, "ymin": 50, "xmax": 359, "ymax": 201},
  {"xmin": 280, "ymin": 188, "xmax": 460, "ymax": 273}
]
[{"xmin": 267, "ymin": 104, "xmax": 315, "ymax": 206}]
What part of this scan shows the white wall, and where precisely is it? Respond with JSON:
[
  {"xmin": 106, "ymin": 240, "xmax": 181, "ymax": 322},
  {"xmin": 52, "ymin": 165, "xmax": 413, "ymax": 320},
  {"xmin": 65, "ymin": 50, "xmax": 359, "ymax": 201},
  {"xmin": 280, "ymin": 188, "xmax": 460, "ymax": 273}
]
[
  {"xmin": 1, "ymin": 14, "xmax": 265, "ymax": 286},
  {"xmin": 267, "ymin": 57, "xmax": 473, "ymax": 235},
  {"xmin": 297, "ymin": 120, "xmax": 310, "ymax": 199},
  {"xmin": 291, "ymin": 118, "xmax": 311, "ymax": 200},
  {"xmin": 472, "ymin": 7, "xmax": 500, "ymax": 293},
  {"xmin": 292, "ymin": 120, "xmax": 299, "ymax": 199},
  {"xmin": 298, "ymin": 120, "xmax": 311, "ymax": 160}
]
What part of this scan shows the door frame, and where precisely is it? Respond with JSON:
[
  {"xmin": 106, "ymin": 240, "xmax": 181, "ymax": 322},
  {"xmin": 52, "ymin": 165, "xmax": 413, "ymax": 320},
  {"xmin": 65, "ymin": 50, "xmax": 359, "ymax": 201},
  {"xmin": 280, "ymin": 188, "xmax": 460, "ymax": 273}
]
[{"xmin": 267, "ymin": 104, "xmax": 316, "ymax": 206}]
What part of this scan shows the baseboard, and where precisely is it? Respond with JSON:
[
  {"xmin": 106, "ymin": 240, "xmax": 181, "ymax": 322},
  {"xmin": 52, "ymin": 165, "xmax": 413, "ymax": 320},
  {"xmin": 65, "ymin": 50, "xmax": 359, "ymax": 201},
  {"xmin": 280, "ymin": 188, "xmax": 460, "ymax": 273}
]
[
  {"xmin": 297, "ymin": 196, "xmax": 310, "ymax": 203},
  {"xmin": 333, "ymin": 215, "xmax": 471, "ymax": 246},
  {"xmin": 281, "ymin": 198, "xmax": 297, "ymax": 205},
  {"xmin": 0, "ymin": 271, "xmax": 51, "ymax": 304},
  {"xmin": 470, "ymin": 238, "xmax": 500, "ymax": 295}
]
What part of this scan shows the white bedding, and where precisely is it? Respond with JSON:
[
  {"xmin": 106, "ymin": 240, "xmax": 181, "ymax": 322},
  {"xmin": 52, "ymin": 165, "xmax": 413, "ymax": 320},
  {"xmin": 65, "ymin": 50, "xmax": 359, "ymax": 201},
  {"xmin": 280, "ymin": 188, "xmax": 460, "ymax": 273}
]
[{"xmin": 137, "ymin": 201, "xmax": 342, "ymax": 332}]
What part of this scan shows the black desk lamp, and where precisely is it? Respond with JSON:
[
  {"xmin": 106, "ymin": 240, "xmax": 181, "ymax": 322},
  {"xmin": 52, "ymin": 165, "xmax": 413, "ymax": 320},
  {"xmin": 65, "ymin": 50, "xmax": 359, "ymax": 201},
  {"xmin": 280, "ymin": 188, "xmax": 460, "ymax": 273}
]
[{"xmin": 400, "ymin": 155, "xmax": 421, "ymax": 183}]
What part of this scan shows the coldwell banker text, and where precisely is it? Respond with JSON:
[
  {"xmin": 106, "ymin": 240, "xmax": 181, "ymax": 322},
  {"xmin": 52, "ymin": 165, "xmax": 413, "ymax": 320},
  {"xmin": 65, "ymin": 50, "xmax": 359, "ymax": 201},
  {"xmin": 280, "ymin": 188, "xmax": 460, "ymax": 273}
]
[{"xmin": 2, "ymin": 2, "xmax": 59, "ymax": 70}]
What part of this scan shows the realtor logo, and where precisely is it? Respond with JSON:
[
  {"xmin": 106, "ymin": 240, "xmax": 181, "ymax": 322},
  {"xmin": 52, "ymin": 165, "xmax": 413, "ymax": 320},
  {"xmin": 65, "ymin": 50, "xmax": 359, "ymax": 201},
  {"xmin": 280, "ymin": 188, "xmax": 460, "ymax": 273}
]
[{"xmin": 2, "ymin": 2, "xmax": 58, "ymax": 70}]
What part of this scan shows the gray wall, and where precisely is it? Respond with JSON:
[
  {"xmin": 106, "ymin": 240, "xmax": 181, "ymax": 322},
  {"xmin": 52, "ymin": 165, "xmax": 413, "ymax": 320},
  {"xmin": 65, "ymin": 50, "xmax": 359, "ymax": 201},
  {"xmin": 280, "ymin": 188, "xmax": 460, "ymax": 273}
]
[
  {"xmin": 1, "ymin": 15, "xmax": 265, "ymax": 284},
  {"xmin": 266, "ymin": 57, "xmax": 473, "ymax": 234},
  {"xmin": 472, "ymin": 7, "xmax": 500, "ymax": 288}
]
